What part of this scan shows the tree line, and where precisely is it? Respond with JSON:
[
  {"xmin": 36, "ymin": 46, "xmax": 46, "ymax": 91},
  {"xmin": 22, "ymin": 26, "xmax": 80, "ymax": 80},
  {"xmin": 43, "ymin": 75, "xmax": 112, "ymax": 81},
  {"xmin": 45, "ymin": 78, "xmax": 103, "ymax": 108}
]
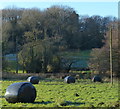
[
  {"xmin": 89, "ymin": 21, "xmax": 119, "ymax": 77},
  {"xmin": 2, "ymin": 5, "xmax": 118, "ymax": 74}
]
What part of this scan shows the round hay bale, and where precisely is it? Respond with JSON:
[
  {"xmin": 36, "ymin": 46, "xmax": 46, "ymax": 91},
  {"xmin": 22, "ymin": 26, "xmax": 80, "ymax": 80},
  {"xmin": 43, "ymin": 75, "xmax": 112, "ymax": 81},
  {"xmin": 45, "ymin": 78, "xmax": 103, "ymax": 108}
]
[
  {"xmin": 5, "ymin": 82, "xmax": 36, "ymax": 103},
  {"xmin": 64, "ymin": 76, "xmax": 75, "ymax": 83},
  {"xmin": 92, "ymin": 75, "xmax": 102, "ymax": 82},
  {"xmin": 27, "ymin": 76, "xmax": 39, "ymax": 84}
]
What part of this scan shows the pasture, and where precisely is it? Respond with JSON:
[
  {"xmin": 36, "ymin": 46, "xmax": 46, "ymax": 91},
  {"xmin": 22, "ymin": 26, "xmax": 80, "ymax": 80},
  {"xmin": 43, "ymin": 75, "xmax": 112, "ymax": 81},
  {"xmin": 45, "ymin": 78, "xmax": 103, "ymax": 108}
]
[{"xmin": 1, "ymin": 79, "xmax": 119, "ymax": 108}]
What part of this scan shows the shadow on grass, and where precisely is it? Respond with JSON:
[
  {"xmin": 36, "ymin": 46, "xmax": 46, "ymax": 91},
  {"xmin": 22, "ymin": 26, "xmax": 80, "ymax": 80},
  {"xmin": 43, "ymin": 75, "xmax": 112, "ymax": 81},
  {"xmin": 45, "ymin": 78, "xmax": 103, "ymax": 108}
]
[
  {"xmin": 67, "ymin": 101, "xmax": 85, "ymax": 106},
  {"xmin": 33, "ymin": 101, "xmax": 53, "ymax": 104},
  {"xmin": 58, "ymin": 101, "xmax": 85, "ymax": 106},
  {"xmin": 34, "ymin": 101, "xmax": 85, "ymax": 106}
]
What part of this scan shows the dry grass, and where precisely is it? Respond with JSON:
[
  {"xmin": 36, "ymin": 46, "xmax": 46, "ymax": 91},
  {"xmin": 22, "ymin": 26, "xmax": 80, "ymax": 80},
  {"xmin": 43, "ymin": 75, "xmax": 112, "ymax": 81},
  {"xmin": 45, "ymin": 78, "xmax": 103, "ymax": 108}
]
[
  {"xmin": 2, "ymin": 72, "xmax": 117, "ymax": 83},
  {"xmin": 2, "ymin": 72, "xmax": 69, "ymax": 80}
]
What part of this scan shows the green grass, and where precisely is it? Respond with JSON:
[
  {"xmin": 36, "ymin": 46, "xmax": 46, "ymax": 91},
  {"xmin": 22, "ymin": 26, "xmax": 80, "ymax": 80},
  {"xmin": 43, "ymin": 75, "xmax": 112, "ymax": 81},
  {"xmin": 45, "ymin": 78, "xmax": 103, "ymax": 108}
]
[
  {"xmin": 9, "ymin": 70, "xmax": 27, "ymax": 74},
  {"xmin": 60, "ymin": 50, "xmax": 91, "ymax": 58},
  {"xmin": 60, "ymin": 50, "xmax": 91, "ymax": 69},
  {"xmin": 1, "ymin": 79, "xmax": 119, "ymax": 108}
]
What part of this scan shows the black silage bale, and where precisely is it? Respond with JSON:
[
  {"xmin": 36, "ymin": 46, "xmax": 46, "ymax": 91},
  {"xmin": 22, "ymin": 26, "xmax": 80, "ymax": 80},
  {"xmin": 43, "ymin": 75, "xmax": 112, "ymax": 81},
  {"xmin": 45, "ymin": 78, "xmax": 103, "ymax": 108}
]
[
  {"xmin": 64, "ymin": 76, "xmax": 75, "ymax": 83},
  {"xmin": 27, "ymin": 76, "xmax": 39, "ymax": 84},
  {"xmin": 92, "ymin": 75, "xmax": 102, "ymax": 82},
  {"xmin": 5, "ymin": 82, "xmax": 36, "ymax": 103}
]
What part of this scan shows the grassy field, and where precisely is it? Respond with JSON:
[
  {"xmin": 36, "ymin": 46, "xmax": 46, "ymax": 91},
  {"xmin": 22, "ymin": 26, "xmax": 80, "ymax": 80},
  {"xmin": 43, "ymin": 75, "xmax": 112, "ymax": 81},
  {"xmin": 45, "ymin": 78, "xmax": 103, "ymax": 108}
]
[
  {"xmin": 1, "ymin": 79, "xmax": 119, "ymax": 108},
  {"xmin": 60, "ymin": 50, "xmax": 91, "ymax": 57},
  {"xmin": 60, "ymin": 50, "xmax": 91, "ymax": 69}
]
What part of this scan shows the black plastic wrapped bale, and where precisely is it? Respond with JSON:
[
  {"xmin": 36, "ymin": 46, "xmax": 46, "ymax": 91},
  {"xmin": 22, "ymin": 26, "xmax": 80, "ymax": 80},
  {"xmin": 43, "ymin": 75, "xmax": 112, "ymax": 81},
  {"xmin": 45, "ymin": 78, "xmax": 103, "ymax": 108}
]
[
  {"xmin": 5, "ymin": 82, "xmax": 36, "ymax": 103},
  {"xmin": 27, "ymin": 76, "xmax": 39, "ymax": 84},
  {"xmin": 64, "ymin": 76, "xmax": 75, "ymax": 83},
  {"xmin": 92, "ymin": 75, "xmax": 102, "ymax": 82}
]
